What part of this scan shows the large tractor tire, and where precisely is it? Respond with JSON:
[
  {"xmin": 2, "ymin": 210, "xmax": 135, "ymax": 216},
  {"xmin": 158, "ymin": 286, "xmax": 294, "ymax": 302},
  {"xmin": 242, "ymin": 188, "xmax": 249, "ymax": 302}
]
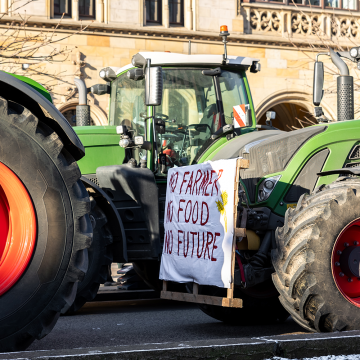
[
  {"xmin": 0, "ymin": 98, "xmax": 91, "ymax": 351},
  {"xmin": 196, "ymin": 279, "xmax": 289, "ymax": 325},
  {"xmin": 272, "ymin": 178, "xmax": 360, "ymax": 332},
  {"xmin": 66, "ymin": 196, "xmax": 113, "ymax": 314}
]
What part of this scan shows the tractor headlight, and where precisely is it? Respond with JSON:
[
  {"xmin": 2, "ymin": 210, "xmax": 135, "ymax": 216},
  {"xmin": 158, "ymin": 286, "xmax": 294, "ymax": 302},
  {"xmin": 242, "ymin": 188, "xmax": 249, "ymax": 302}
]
[
  {"xmin": 99, "ymin": 69, "xmax": 106, "ymax": 79},
  {"xmin": 350, "ymin": 47, "xmax": 359, "ymax": 58},
  {"xmin": 257, "ymin": 175, "xmax": 281, "ymax": 202},
  {"xmin": 119, "ymin": 138, "xmax": 130, "ymax": 148},
  {"xmin": 134, "ymin": 136, "xmax": 144, "ymax": 145}
]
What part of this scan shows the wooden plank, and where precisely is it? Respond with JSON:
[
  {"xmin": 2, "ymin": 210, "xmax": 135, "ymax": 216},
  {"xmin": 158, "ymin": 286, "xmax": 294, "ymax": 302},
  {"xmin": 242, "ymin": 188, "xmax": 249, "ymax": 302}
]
[
  {"xmin": 237, "ymin": 158, "xmax": 250, "ymax": 169},
  {"xmin": 162, "ymin": 281, "xmax": 168, "ymax": 292},
  {"xmin": 235, "ymin": 228, "xmax": 246, "ymax": 237},
  {"xmin": 161, "ymin": 291, "xmax": 243, "ymax": 308},
  {"xmin": 228, "ymin": 159, "xmax": 242, "ymax": 300}
]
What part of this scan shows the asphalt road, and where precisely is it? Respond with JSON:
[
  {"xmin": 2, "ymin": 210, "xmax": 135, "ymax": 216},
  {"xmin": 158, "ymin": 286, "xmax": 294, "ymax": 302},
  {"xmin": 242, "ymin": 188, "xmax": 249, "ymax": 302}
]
[{"xmin": 27, "ymin": 298, "xmax": 308, "ymax": 351}]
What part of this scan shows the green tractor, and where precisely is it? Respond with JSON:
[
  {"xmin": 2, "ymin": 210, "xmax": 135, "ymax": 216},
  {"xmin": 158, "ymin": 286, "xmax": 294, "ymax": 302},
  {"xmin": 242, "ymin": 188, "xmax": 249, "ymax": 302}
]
[
  {"xmin": 70, "ymin": 31, "xmax": 263, "ymax": 311},
  {"xmin": 74, "ymin": 40, "xmax": 360, "ymax": 332}
]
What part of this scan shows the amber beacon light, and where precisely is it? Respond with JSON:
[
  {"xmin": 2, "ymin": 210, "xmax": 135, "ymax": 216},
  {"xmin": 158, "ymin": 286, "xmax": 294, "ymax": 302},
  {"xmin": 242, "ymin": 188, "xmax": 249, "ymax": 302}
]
[
  {"xmin": 220, "ymin": 25, "xmax": 228, "ymax": 33},
  {"xmin": 219, "ymin": 25, "xmax": 230, "ymax": 61}
]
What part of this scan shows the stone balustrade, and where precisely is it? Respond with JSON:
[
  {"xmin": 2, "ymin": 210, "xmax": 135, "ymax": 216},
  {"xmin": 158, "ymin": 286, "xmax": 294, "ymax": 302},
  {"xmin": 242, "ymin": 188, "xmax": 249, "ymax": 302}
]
[{"xmin": 241, "ymin": 2, "xmax": 360, "ymax": 40}]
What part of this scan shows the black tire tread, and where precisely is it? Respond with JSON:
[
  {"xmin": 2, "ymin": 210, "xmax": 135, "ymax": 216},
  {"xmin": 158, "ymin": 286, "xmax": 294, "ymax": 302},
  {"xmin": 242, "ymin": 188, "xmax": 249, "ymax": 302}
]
[
  {"xmin": 66, "ymin": 196, "xmax": 113, "ymax": 314},
  {"xmin": 0, "ymin": 96, "xmax": 91, "ymax": 351},
  {"xmin": 272, "ymin": 178, "xmax": 360, "ymax": 332}
]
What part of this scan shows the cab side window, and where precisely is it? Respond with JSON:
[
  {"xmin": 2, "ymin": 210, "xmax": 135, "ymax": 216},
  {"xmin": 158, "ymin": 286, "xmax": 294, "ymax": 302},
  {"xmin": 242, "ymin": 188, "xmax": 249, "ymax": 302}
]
[{"xmin": 110, "ymin": 73, "xmax": 146, "ymax": 137}]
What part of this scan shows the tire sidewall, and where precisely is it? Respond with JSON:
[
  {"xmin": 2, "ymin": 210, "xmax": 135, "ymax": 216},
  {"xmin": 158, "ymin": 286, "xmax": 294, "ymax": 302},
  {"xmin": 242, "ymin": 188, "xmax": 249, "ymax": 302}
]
[
  {"xmin": 0, "ymin": 118, "xmax": 75, "ymax": 338},
  {"xmin": 309, "ymin": 196, "xmax": 360, "ymax": 326}
]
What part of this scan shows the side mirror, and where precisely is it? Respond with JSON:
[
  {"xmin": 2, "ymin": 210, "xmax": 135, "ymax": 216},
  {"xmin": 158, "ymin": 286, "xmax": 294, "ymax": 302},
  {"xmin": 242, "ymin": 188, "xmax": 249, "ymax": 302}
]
[
  {"xmin": 145, "ymin": 65, "xmax": 163, "ymax": 106},
  {"xmin": 313, "ymin": 61, "xmax": 324, "ymax": 106}
]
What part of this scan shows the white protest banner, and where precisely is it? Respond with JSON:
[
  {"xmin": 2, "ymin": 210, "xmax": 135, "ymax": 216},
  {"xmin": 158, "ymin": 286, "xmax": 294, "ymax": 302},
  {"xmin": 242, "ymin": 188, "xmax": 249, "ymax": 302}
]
[{"xmin": 159, "ymin": 158, "xmax": 238, "ymax": 289}]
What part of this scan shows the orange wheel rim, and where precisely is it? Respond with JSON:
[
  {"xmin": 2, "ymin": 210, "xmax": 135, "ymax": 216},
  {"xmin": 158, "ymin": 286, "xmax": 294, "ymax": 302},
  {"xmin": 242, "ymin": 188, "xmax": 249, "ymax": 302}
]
[{"xmin": 0, "ymin": 161, "xmax": 36, "ymax": 296}]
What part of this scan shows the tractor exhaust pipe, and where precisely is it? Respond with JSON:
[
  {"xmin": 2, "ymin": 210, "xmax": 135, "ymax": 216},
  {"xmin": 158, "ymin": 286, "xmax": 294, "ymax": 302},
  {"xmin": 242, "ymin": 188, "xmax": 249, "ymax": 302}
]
[
  {"xmin": 329, "ymin": 48, "xmax": 354, "ymax": 121},
  {"xmin": 74, "ymin": 78, "xmax": 90, "ymax": 126}
]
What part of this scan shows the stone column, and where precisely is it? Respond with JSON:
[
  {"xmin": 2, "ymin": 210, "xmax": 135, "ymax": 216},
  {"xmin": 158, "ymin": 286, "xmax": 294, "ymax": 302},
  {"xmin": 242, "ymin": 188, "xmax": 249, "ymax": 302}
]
[
  {"xmin": 192, "ymin": 0, "xmax": 197, "ymax": 31},
  {"xmin": 72, "ymin": 0, "xmax": 79, "ymax": 20},
  {"xmin": 326, "ymin": 15, "xmax": 332, "ymax": 37},
  {"xmin": 163, "ymin": 0, "xmax": 169, "ymax": 28},
  {"xmin": 104, "ymin": 0, "xmax": 109, "ymax": 23},
  {"xmin": 287, "ymin": 10, "xmax": 292, "ymax": 37},
  {"xmin": 96, "ymin": 0, "xmax": 104, "ymax": 22},
  {"xmin": 1, "ymin": 0, "xmax": 8, "ymax": 14},
  {"xmin": 185, "ymin": 0, "xmax": 192, "ymax": 30}
]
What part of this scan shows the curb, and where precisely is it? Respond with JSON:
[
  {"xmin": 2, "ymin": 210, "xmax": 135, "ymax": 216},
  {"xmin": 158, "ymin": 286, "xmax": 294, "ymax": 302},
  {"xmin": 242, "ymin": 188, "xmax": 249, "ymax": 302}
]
[{"xmin": 2, "ymin": 331, "xmax": 360, "ymax": 359}]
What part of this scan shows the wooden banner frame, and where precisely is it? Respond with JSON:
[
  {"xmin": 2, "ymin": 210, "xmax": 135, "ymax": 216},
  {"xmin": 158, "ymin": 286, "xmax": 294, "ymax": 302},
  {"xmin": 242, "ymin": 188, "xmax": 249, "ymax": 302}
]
[{"xmin": 160, "ymin": 158, "xmax": 249, "ymax": 308}]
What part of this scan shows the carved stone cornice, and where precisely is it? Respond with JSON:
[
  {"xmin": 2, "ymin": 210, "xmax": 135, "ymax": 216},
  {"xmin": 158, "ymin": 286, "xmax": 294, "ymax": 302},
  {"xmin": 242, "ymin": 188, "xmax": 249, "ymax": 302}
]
[{"xmin": 0, "ymin": 13, "xmax": 340, "ymax": 50}]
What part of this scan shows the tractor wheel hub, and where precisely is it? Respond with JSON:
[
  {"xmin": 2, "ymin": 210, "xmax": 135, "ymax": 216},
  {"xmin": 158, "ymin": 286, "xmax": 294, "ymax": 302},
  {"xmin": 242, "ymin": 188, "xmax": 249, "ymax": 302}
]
[{"xmin": 340, "ymin": 246, "xmax": 360, "ymax": 278}]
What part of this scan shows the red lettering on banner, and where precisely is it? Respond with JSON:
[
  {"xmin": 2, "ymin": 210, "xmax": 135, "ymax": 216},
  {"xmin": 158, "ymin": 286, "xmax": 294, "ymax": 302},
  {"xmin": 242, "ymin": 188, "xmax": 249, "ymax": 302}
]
[
  {"xmin": 178, "ymin": 230, "xmax": 183, "ymax": 256},
  {"xmin": 192, "ymin": 170, "xmax": 203, "ymax": 195},
  {"xmin": 170, "ymin": 230, "xmax": 173, "ymax": 254},
  {"xmin": 169, "ymin": 172, "xmax": 179, "ymax": 193},
  {"xmin": 205, "ymin": 170, "xmax": 216, "ymax": 196},
  {"xmin": 184, "ymin": 232, "xmax": 189, "ymax": 258},
  {"xmin": 164, "ymin": 231, "xmax": 170, "ymax": 254},
  {"xmin": 190, "ymin": 231, "xmax": 197, "ymax": 257},
  {"xmin": 184, "ymin": 200, "xmax": 192, "ymax": 223},
  {"xmin": 204, "ymin": 232, "xmax": 214, "ymax": 259},
  {"xmin": 178, "ymin": 199, "xmax": 185, "ymax": 222},
  {"xmin": 192, "ymin": 201, "xmax": 199, "ymax": 224},
  {"xmin": 164, "ymin": 230, "xmax": 173, "ymax": 254},
  {"xmin": 212, "ymin": 169, "xmax": 223, "ymax": 196},
  {"xmin": 198, "ymin": 170, "xmax": 209, "ymax": 195},
  {"xmin": 197, "ymin": 232, "xmax": 205, "ymax": 258},
  {"xmin": 200, "ymin": 202, "xmax": 209, "ymax": 226},
  {"xmin": 166, "ymin": 200, "xmax": 173, "ymax": 223},
  {"xmin": 180, "ymin": 172, "xmax": 190, "ymax": 194},
  {"xmin": 185, "ymin": 171, "xmax": 194, "ymax": 195},
  {"xmin": 211, "ymin": 232, "xmax": 220, "ymax": 261}
]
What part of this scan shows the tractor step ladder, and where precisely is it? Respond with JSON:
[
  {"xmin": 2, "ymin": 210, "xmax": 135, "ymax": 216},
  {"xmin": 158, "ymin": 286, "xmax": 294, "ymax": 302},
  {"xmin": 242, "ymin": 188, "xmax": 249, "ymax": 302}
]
[{"xmin": 161, "ymin": 158, "xmax": 249, "ymax": 308}]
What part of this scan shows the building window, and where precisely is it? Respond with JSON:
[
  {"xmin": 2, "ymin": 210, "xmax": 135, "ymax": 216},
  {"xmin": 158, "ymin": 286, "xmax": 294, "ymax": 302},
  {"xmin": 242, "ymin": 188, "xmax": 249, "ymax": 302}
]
[
  {"xmin": 254, "ymin": 0, "xmax": 357, "ymax": 10},
  {"xmin": 146, "ymin": 0, "xmax": 162, "ymax": 24},
  {"xmin": 54, "ymin": 0, "xmax": 71, "ymax": 16},
  {"xmin": 79, "ymin": 0, "xmax": 95, "ymax": 17},
  {"xmin": 169, "ymin": 0, "xmax": 184, "ymax": 25}
]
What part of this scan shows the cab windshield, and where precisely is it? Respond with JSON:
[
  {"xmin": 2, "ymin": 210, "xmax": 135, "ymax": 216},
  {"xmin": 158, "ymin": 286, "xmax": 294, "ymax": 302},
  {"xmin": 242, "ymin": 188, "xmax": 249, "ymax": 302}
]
[{"xmin": 109, "ymin": 68, "xmax": 251, "ymax": 167}]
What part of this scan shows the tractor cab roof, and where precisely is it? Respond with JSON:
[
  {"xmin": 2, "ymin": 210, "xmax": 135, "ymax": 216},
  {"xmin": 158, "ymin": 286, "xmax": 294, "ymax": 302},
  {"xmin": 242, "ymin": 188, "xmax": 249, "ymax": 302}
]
[
  {"xmin": 110, "ymin": 52, "xmax": 260, "ymax": 76},
  {"xmin": 131, "ymin": 52, "xmax": 259, "ymax": 68}
]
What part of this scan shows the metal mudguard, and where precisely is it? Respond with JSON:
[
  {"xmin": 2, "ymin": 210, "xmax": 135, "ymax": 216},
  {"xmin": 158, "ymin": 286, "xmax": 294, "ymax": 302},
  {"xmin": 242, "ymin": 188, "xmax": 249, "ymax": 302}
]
[
  {"xmin": 0, "ymin": 71, "xmax": 85, "ymax": 160},
  {"xmin": 96, "ymin": 164, "xmax": 161, "ymax": 261}
]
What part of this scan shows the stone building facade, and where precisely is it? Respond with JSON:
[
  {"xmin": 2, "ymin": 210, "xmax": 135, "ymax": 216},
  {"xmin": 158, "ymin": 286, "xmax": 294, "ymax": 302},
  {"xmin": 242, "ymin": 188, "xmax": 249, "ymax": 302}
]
[{"xmin": 1, "ymin": 0, "xmax": 359, "ymax": 129}]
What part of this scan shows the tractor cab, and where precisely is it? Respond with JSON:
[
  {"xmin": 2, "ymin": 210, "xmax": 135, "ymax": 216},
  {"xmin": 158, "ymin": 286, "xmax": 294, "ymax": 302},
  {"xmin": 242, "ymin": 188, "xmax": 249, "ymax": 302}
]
[{"xmin": 106, "ymin": 51, "xmax": 259, "ymax": 174}]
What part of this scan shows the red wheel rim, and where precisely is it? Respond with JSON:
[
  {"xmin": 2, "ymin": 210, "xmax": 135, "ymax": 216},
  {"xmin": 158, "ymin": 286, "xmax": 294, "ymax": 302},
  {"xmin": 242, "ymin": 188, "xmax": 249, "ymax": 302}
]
[
  {"xmin": 0, "ymin": 161, "xmax": 36, "ymax": 296},
  {"xmin": 332, "ymin": 218, "xmax": 360, "ymax": 306}
]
